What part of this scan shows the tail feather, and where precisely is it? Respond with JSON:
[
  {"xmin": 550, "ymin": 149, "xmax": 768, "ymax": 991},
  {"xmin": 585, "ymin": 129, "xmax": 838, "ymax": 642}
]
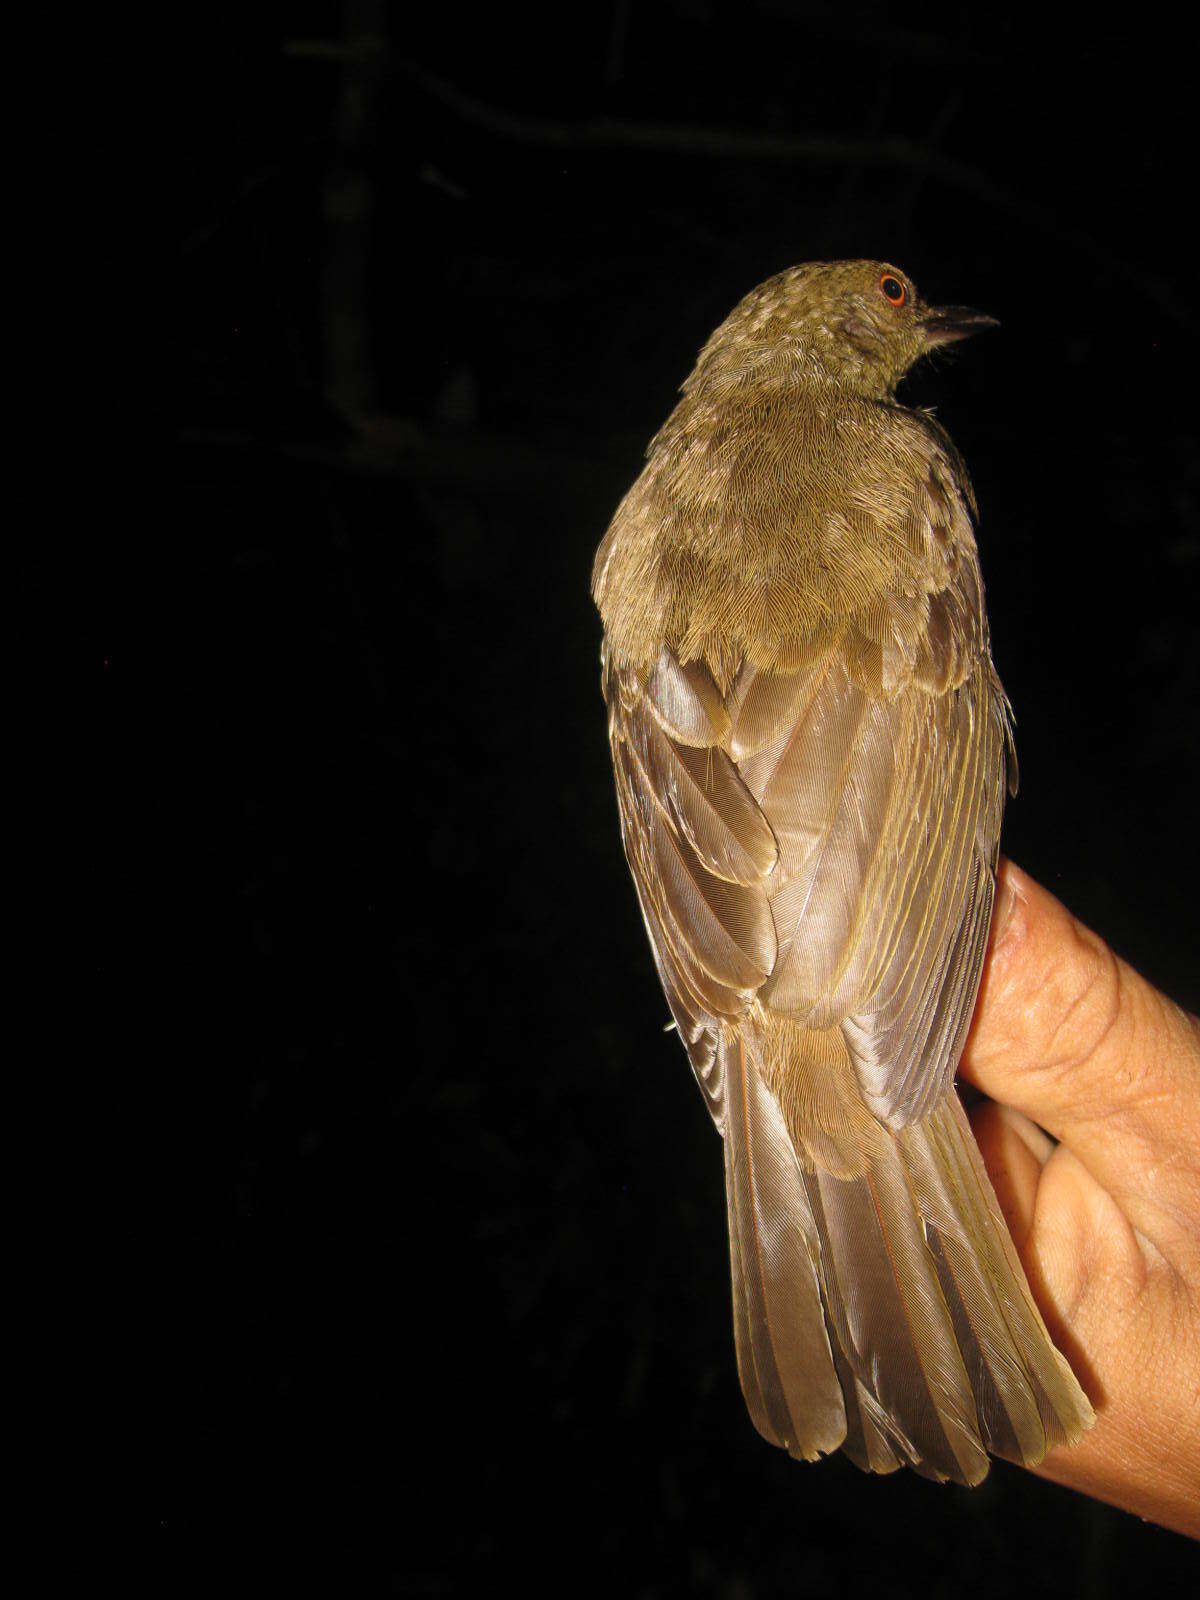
[
  {"xmin": 722, "ymin": 1035, "xmax": 846, "ymax": 1461},
  {"xmin": 720, "ymin": 1035, "xmax": 1093, "ymax": 1482},
  {"xmin": 897, "ymin": 1095, "xmax": 1094, "ymax": 1460},
  {"xmin": 802, "ymin": 1157, "xmax": 990, "ymax": 1484},
  {"xmin": 832, "ymin": 1354, "xmax": 904, "ymax": 1475},
  {"xmin": 853, "ymin": 1380, "xmax": 908, "ymax": 1474}
]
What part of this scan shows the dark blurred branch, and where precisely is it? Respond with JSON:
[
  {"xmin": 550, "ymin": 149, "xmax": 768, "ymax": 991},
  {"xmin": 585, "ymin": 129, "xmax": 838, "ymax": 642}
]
[{"xmin": 283, "ymin": 40, "xmax": 1195, "ymax": 334}]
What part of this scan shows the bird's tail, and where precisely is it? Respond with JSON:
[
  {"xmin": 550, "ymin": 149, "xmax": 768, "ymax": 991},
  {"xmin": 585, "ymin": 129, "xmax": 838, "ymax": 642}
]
[{"xmin": 721, "ymin": 1029, "xmax": 1093, "ymax": 1484}]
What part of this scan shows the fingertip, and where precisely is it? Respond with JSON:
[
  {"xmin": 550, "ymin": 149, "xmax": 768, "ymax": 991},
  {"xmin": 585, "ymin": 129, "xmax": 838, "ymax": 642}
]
[
  {"xmin": 974, "ymin": 857, "xmax": 1048, "ymax": 1002},
  {"xmin": 960, "ymin": 857, "xmax": 1102, "ymax": 1104},
  {"xmin": 969, "ymin": 1099, "xmax": 1044, "ymax": 1250},
  {"xmin": 959, "ymin": 858, "xmax": 1030, "ymax": 1092},
  {"xmin": 993, "ymin": 1101, "xmax": 1056, "ymax": 1165}
]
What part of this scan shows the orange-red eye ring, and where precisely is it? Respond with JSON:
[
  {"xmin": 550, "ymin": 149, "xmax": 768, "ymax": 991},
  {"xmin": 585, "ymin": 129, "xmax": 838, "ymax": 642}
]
[{"xmin": 880, "ymin": 273, "xmax": 906, "ymax": 306}]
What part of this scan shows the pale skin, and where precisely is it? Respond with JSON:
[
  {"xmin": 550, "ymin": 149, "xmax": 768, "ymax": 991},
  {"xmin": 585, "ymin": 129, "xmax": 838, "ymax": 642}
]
[{"xmin": 960, "ymin": 859, "xmax": 1200, "ymax": 1539}]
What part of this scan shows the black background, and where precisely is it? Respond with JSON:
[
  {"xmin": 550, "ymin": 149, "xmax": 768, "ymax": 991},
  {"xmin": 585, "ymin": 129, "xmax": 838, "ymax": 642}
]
[{"xmin": 156, "ymin": 4, "xmax": 1199, "ymax": 1592}]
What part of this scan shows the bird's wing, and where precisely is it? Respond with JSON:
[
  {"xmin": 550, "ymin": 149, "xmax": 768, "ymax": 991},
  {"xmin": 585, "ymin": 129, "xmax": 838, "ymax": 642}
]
[
  {"xmin": 603, "ymin": 640, "xmax": 851, "ymax": 1461},
  {"xmin": 731, "ymin": 637, "xmax": 1010, "ymax": 1130},
  {"xmin": 602, "ymin": 642, "xmax": 780, "ymax": 1128}
]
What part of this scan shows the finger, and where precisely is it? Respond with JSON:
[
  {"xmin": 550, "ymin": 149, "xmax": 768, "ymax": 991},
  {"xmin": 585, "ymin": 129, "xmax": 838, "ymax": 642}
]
[
  {"xmin": 973, "ymin": 1097, "xmax": 1200, "ymax": 1539},
  {"xmin": 968, "ymin": 1102, "xmax": 1115, "ymax": 1337},
  {"xmin": 968, "ymin": 1101, "xmax": 1047, "ymax": 1249},
  {"xmin": 1019, "ymin": 1152, "xmax": 1200, "ymax": 1540},
  {"xmin": 960, "ymin": 859, "xmax": 1200, "ymax": 1269}
]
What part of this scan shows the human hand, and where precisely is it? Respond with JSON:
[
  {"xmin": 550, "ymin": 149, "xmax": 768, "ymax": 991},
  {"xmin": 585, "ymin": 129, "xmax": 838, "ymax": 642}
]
[{"xmin": 960, "ymin": 859, "xmax": 1200, "ymax": 1538}]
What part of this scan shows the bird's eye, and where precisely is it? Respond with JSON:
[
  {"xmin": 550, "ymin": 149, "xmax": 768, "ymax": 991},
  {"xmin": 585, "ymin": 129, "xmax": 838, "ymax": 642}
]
[{"xmin": 880, "ymin": 274, "xmax": 907, "ymax": 306}]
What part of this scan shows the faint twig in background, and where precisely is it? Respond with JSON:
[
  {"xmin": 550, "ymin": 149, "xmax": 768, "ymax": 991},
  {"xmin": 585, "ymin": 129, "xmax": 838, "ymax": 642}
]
[
  {"xmin": 604, "ymin": 0, "xmax": 631, "ymax": 88},
  {"xmin": 894, "ymin": 89, "xmax": 965, "ymax": 238},
  {"xmin": 320, "ymin": 2, "xmax": 385, "ymax": 420}
]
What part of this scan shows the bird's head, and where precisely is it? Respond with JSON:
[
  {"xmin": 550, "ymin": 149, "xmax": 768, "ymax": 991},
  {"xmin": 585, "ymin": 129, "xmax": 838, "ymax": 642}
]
[{"xmin": 690, "ymin": 259, "xmax": 998, "ymax": 401}]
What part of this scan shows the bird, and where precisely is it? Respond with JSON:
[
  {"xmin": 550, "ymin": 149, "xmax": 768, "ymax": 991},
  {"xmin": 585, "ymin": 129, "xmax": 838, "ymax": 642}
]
[{"xmin": 591, "ymin": 259, "xmax": 1094, "ymax": 1483}]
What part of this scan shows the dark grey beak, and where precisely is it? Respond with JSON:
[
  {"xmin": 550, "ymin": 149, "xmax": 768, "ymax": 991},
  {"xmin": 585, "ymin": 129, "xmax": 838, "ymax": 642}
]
[{"xmin": 920, "ymin": 305, "xmax": 1000, "ymax": 349}]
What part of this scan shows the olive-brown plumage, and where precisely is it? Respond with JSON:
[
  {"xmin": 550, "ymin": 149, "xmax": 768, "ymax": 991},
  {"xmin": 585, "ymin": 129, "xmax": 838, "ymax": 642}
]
[{"xmin": 592, "ymin": 260, "xmax": 1093, "ymax": 1482}]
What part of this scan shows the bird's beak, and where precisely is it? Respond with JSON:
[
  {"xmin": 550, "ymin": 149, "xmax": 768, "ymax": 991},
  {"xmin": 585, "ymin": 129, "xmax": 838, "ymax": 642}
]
[{"xmin": 919, "ymin": 305, "xmax": 1000, "ymax": 349}]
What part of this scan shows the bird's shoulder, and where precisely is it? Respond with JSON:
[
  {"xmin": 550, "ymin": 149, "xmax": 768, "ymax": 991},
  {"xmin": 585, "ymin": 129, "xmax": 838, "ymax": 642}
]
[{"xmin": 594, "ymin": 387, "xmax": 985, "ymax": 686}]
